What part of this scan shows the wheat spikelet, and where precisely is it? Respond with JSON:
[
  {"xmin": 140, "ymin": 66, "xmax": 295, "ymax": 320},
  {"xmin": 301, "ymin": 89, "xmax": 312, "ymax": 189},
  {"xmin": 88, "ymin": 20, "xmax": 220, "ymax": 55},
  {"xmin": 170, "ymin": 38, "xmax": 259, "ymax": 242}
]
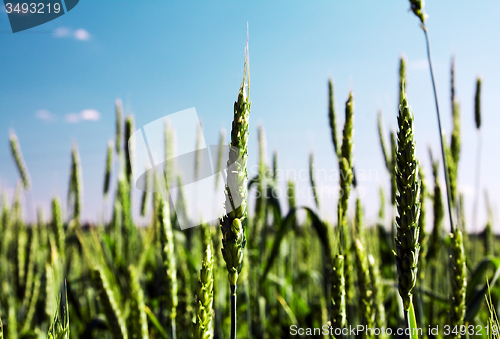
[{"xmin": 394, "ymin": 85, "xmax": 421, "ymax": 311}]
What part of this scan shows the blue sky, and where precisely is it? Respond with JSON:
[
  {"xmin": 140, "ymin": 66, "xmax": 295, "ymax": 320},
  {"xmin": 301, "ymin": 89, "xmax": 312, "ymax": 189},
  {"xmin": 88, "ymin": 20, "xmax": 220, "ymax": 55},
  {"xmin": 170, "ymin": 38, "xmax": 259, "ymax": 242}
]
[{"xmin": 0, "ymin": 1, "xmax": 499, "ymax": 232}]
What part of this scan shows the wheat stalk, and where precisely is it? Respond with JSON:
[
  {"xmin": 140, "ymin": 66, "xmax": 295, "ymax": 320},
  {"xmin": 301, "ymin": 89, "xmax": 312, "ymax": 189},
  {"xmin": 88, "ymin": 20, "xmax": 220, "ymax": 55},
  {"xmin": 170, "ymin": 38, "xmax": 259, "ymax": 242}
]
[{"xmin": 408, "ymin": 0, "xmax": 455, "ymax": 233}]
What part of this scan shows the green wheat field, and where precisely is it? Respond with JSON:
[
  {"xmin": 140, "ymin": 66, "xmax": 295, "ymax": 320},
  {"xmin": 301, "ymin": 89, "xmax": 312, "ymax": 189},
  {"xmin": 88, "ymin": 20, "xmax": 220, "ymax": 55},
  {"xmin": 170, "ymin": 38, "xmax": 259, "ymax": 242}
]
[{"xmin": 0, "ymin": 1, "xmax": 498, "ymax": 338}]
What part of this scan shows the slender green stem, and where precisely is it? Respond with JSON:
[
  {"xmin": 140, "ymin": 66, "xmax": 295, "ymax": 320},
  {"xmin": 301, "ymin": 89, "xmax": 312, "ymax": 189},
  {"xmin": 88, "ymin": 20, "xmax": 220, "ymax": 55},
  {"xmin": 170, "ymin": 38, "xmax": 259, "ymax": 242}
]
[
  {"xmin": 230, "ymin": 284, "xmax": 237, "ymax": 339},
  {"xmin": 423, "ymin": 27, "xmax": 455, "ymax": 233},
  {"xmin": 472, "ymin": 132, "xmax": 482, "ymax": 260}
]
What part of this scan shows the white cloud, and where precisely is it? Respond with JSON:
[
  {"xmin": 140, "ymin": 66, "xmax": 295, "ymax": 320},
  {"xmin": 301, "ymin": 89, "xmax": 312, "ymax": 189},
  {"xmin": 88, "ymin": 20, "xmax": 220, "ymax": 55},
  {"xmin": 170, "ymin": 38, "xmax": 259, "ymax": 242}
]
[
  {"xmin": 74, "ymin": 29, "xmax": 90, "ymax": 41},
  {"xmin": 53, "ymin": 27, "xmax": 91, "ymax": 41},
  {"xmin": 65, "ymin": 113, "xmax": 80, "ymax": 123},
  {"xmin": 36, "ymin": 109, "xmax": 56, "ymax": 121},
  {"xmin": 54, "ymin": 27, "xmax": 71, "ymax": 38},
  {"xmin": 65, "ymin": 109, "xmax": 101, "ymax": 123},
  {"xmin": 80, "ymin": 109, "xmax": 100, "ymax": 121}
]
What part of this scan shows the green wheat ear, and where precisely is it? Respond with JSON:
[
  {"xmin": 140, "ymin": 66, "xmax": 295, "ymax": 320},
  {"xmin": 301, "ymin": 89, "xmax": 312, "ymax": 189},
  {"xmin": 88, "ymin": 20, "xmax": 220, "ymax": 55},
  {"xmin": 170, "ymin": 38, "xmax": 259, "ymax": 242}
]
[
  {"xmin": 449, "ymin": 229, "xmax": 466, "ymax": 338},
  {"xmin": 51, "ymin": 197, "xmax": 65, "ymax": 257},
  {"xmin": 394, "ymin": 85, "xmax": 421, "ymax": 312},
  {"xmin": 9, "ymin": 132, "xmax": 31, "ymax": 190},
  {"xmin": 328, "ymin": 78, "xmax": 339, "ymax": 156},
  {"xmin": 221, "ymin": 48, "xmax": 250, "ymax": 287},
  {"xmin": 194, "ymin": 243, "xmax": 214, "ymax": 339},
  {"xmin": 337, "ymin": 92, "xmax": 354, "ymax": 250},
  {"xmin": 220, "ymin": 44, "xmax": 250, "ymax": 339},
  {"xmin": 427, "ymin": 151, "xmax": 444, "ymax": 263},
  {"xmin": 68, "ymin": 144, "xmax": 83, "ymax": 223},
  {"xmin": 475, "ymin": 77, "xmax": 482, "ymax": 130},
  {"xmin": 104, "ymin": 140, "xmax": 114, "ymax": 197},
  {"xmin": 309, "ymin": 152, "xmax": 320, "ymax": 209},
  {"xmin": 115, "ymin": 99, "xmax": 123, "ymax": 154},
  {"xmin": 124, "ymin": 115, "xmax": 135, "ymax": 187}
]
